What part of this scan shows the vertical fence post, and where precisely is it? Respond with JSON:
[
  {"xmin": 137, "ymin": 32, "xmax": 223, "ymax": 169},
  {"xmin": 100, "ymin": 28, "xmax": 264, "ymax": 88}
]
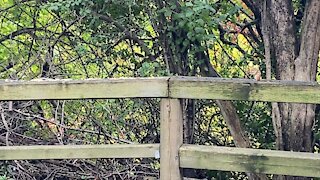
[{"xmin": 160, "ymin": 98, "xmax": 183, "ymax": 180}]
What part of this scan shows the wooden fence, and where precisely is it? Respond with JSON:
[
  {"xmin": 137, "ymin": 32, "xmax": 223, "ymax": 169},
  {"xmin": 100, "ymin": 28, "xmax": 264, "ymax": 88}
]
[{"xmin": 0, "ymin": 76, "xmax": 320, "ymax": 179}]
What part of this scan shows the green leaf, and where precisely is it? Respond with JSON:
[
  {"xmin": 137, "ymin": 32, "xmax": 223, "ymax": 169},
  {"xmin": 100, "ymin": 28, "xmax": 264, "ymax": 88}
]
[
  {"xmin": 196, "ymin": 19, "xmax": 205, "ymax": 26},
  {"xmin": 186, "ymin": 2, "xmax": 193, "ymax": 7},
  {"xmin": 182, "ymin": 39, "xmax": 190, "ymax": 48},
  {"xmin": 205, "ymin": 5, "xmax": 216, "ymax": 14},
  {"xmin": 187, "ymin": 32, "xmax": 194, "ymax": 40},
  {"xmin": 185, "ymin": 9, "xmax": 194, "ymax": 17},
  {"xmin": 195, "ymin": 27, "xmax": 205, "ymax": 34},
  {"xmin": 178, "ymin": 21, "xmax": 186, "ymax": 27},
  {"xmin": 164, "ymin": 9, "xmax": 172, "ymax": 17}
]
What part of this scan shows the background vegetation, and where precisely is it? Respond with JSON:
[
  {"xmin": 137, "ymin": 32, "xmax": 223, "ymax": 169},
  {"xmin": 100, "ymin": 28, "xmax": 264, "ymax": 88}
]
[{"xmin": 0, "ymin": 0, "xmax": 319, "ymax": 179}]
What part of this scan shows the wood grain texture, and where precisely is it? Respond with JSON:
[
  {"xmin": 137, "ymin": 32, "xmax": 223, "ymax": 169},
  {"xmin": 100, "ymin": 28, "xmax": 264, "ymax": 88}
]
[
  {"xmin": 0, "ymin": 144, "xmax": 159, "ymax": 160},
  {"xmin": 169, "ymin": 76, "xmax": 320, "ymax": 103},
  {"xmin": 160, "ymin": 99, "xmax": 183, "ymax": 180},
  {"xmin": 2, "ymin": 76, "xmax": 320, "ymax": 103},
  {"xmin": 0, "ymin": 77, "xmax": 169, "ymax": 100},
  {"xmin": 179, "ymin": 144, "xmax": 320, "ymax": 177}
]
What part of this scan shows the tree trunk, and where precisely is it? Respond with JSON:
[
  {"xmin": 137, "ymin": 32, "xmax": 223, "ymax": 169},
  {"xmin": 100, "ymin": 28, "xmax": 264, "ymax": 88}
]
[{"xmin": 260, "ymin": 0, "xmax": 320, "ymax": 179}]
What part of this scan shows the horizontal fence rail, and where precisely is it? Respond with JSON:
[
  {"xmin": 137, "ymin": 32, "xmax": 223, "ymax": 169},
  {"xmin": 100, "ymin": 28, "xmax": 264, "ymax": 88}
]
[
  {"xmin": 0, "ymin": 78, "xmax": 169, "ymax": 100},
  {"xmin": 169, "ymin": 76, "xmax": 320, "ymax": 103},
  {"xmin": 179, "ymin": 145, "xmax": 320, "ymax": 177},
  {"xmin": 1, "ymin": 76, "xmax": 320, "ymax": 103},
  {"xmin": 0, "ymin": 144, "xmax": 160, "ymax": 160}
]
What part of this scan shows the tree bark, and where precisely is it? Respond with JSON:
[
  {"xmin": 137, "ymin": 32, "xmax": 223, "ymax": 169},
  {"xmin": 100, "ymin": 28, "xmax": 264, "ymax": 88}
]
[{"xmin": 259, "ymin": 0, "xmax": 320, "ymax": 179}]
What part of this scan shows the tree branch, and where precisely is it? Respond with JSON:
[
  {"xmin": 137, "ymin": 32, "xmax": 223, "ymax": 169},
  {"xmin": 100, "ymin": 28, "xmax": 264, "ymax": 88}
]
[
  {"xmin": 92, "ymin": 12, "xmax": 156, "ymax": 61},
  {"xmin": 218, "ymin": 24, "xmax": 247, "ymax": 55},
  {"xmin": 0, "ymin": 28, "xmax": 39, "ymax": 43}
]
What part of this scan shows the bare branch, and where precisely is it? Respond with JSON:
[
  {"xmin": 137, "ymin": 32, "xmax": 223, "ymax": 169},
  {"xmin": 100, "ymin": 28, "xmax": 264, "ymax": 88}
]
[
  {"xmin": 0, "ymin": 28, "xmax": 38, "ymax": 43},
  {"xmin": 92, "ymin": 12, "xmax": 156, "ymax": 61}
]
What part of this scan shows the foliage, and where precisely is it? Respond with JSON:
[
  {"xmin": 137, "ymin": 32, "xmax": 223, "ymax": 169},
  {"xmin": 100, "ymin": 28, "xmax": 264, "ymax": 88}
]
[{"xmin": 0, "ymin": 0, "xmax": 318, "ymax": 179}]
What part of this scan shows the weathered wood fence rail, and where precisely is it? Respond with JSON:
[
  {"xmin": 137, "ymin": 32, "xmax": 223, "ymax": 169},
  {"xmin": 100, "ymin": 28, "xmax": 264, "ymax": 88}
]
[{"xmin": 1, "ymin": 76, "xmax": 320, "ymax": 179}]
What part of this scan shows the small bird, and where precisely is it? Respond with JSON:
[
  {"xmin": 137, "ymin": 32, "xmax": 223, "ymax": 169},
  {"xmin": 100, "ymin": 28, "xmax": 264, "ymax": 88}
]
[
  {"xmin": 247, "ymin": 62, "xmax": 261, "ymax": 81},
  {"xmin": 254, "ymin": 70, "xmax": 261, "ymax": 81}
]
